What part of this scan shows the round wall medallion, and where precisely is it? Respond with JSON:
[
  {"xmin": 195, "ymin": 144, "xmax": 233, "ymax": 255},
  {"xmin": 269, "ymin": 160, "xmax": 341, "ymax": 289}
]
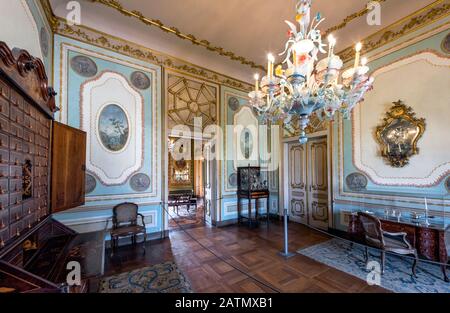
[
  {"xmin": 70, "ymin": 55, "xmax": 98, "ymax": 77},
  {"xmin": 442, "ymin": 33, "xmax": 450, "ymax": 54},
  {"xmin": 130, "ymin": 71, "xmax": 151, "ymax": 90},
  {"xmin": 40, "ymin": 27, "xmax": 48, "ymax": 57},
  {"xmin": 346, "ymin": 172, "xmax": 368, "ymax": 191},
  {"xmin": 445, "ymin": 176, "xmax": 450, "ymax": 192},
  {"xmin": 228, "ymin": 96, "xmax": 240, "ymax": 111},
  {"xmin": 130, "ymin": 173, "xmax": 151, "ymax": 192},
  {"xmin": 228, "ymin": 173, "xmax": 237, "ymax": 187},
  {"xmin": 85, "ymin": 174, "xmax": 97, "ymax": 194}
]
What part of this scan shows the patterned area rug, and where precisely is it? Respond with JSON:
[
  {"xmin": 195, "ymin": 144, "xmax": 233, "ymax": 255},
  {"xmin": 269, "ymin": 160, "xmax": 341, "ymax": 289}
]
[
  {"xmin": 99, "ymin": 262, "xmax": 193, "ymax": 293},
  {"xmin": 297, "ymin": 239, "xmax": 450, "ymax": 293}
]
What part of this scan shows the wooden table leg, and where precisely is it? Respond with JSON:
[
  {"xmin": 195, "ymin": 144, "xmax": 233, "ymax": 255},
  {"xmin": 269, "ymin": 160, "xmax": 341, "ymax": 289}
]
[
  {"xmin": 255, "ymin": 198, "xmax": 259, "ymax": 227},
  {"xmin": 248, "ymin": 197, "xmax": 252, "ymax": 227}
]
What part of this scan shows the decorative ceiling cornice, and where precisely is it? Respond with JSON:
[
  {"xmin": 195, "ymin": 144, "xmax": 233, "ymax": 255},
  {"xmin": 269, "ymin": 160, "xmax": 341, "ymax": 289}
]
[
  {"xmin": 337, "ymin": 0, "xmax": 450, "ymax": 63},
  {"xmin": 89, "ymin": 0, "xmax": 265, "ymax": 71},
  {"xmin": 41, "ymin": 0, "xmax": 58, "ymax": 32},
  {"xmin": 90, "ymin": 0, "xmax": 388, "ymax": 72},
  {"xmin": 323, "ymin": 0, "xmax": 388, "ymax": 36},
  {"xmin": 54, "ymin": 18, "xmax": 253, "ymax": 92}
]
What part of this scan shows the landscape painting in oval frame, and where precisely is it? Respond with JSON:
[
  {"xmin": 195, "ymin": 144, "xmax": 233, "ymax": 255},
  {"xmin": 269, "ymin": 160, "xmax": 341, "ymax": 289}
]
[{"xmin": 97, "ymin": 103, "xmax": 130, "ymax": 153}]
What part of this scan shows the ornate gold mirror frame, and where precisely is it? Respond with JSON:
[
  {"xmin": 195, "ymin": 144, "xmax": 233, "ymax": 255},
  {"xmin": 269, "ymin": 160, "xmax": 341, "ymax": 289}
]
[{"xmin": 375, "ymin": 100, "xmax": 426, "ymax": 168}]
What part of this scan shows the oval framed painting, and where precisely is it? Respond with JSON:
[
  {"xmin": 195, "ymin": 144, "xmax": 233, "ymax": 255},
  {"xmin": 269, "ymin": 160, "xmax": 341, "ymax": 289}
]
[
  {"xmin": 97, "ymin": 103, "xmax": 130, "ymax": 153},
  {"xmin": 240, "ymin": 128, "xmax": 253, "ymax": 160}
]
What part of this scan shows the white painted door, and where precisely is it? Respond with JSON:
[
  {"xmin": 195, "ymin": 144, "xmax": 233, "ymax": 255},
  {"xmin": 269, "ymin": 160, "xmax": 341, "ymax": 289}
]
[
  {"xmin": 307, "ymin": 137, "xmax": 329, "ymax": 230},
  {"xmin": 288, "ymin": 142, "xmax": 308, "ymax": 223},
  {"xmin": 287, "ymin": 136, "xmax": 329, "ymax": 230},
  {"xmin": 203, "ymin": 143, "xmax": 216, "ymax": 225}
]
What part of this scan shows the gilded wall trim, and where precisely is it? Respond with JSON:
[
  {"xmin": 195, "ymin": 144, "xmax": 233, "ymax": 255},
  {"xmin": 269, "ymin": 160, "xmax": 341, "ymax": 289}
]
[
  {"xmin": 55, "ymin": 19, "xmax": 253, "ymax": 92},
  {"xmin": 337, "ymin": 0, "xmax": 450, "ymax": 63},
  {"xmin": 323, "ymin": 0, "xmax": 388, "ymax": 36}
]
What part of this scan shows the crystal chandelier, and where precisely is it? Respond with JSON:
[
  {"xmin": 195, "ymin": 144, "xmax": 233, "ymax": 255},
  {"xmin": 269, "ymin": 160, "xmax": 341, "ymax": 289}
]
[{"xmin": 249, "ymin": 0, "xmax": 374, "ymax": 144}]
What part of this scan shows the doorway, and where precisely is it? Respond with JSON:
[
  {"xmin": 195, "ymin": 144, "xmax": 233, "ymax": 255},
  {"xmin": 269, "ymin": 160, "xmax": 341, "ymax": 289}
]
[
  {"xmin": 285, "ymin": 136, "xmax": 330, "ymax": 230},
  {"xmin": 167, "ymin": 137, "xmax": 206, "ymax": 230}
]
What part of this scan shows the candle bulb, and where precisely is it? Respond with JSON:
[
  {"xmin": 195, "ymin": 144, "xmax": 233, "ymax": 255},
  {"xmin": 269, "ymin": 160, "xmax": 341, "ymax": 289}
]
[
  {"xmin": 354, "ymin": 42, "xmax": 362, "ymax": 69},
  {"xmin": 254, "ymin": 74, "xmax": 259, "ymax": 91},
  {"xmin": 361, "ymin": 57, "xmax": 368, "ymax": 66}
]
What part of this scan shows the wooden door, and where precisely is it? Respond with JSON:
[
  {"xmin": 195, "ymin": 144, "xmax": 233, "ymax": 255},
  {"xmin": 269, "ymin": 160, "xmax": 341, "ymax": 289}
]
[
  {"xmin": 307, "ymin": 137, "xmax": 329, "ymax": 230},
  {"xmin": 51, "ymin": 121, "xmax": 87, "ymax": 213},
  {"xmin": 288, "ymin": 142, "xmax": 307, "ymax": 224}
]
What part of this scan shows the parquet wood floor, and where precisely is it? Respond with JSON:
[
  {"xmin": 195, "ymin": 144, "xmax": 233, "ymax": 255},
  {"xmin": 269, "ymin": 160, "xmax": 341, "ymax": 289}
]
[{"xmin": 103, "ymin": 220, "xmax": 389, "ymax": 293}]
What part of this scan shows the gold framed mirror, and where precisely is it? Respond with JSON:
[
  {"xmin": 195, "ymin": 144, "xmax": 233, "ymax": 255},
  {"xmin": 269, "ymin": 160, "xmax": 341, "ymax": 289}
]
[{"xmin": 375, "ymin": 100, "xmax": 426, "ymax": 167}]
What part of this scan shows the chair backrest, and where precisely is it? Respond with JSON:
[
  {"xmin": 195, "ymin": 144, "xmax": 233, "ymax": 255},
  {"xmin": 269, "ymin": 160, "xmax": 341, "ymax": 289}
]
[
  {"xmin": 113, "ymin": 202, "xmax": 138, "ymax": 228},
  {"xmin": 445, "ymin": 225, "xmax": 450, "ymax": 257},
  {"xmin": 357, "ymin": 212, "xmax": 385, "ymax": 248}
]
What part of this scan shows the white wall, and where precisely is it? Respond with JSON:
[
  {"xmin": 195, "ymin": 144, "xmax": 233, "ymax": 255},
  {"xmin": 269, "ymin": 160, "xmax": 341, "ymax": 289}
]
[{"xmin": 0, "ymin": 0, "xmax": 43, "ymax": 60}]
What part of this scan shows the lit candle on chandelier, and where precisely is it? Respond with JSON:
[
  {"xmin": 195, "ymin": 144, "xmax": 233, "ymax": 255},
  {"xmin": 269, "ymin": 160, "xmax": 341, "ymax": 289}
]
[
  {"xmin": 361, "ymin": 57, "xmax": 368, "ymax": 66},
  {"xmin": 254, "ymin": 73, "xmax": 259, "ymax": 91},
  {"xmin": 267, "ymin": 53, "xmax": 275, "ymax": 78},
  {"xmin": 354, "ymin": 42, "xmax": 363, "ymax": 69}
]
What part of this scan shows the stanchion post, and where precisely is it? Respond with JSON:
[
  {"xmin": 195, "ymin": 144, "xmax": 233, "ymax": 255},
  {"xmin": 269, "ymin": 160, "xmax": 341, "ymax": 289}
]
[{"xmin": 278, "ymin": 208, "xmax": 295, "ymax": 258}]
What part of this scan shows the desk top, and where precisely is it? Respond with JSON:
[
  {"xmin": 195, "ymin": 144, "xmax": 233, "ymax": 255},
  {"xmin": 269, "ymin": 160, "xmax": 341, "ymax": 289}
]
[{"xmin": 352, "ymin": 210, "xmax": 449, "ymax": 231}]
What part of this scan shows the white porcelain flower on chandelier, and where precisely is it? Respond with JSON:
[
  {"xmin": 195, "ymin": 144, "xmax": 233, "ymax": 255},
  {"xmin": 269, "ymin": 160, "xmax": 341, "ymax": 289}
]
[{"xmin": 249, "ymin": 0, "xmax": 374, "ymax": 144}]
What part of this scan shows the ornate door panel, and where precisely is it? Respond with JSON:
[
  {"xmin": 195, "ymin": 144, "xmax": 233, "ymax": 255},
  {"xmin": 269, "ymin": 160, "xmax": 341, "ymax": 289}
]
[
  {"xmin": 288, "ymin": 143, "xmax": 307, "ymax": 224},
  {"xmin": 307, "ymin": 137, "xmax": 328, "ymax": 230},
  {"xmin": 203, "ymin": 143, "xmax": 216, "ymax": 225}
]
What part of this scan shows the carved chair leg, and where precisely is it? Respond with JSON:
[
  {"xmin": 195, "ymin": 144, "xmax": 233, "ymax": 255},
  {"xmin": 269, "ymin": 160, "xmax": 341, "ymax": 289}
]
[
  {"xmin": 142, "ymin": 232, "xmax": 147, "ymax": 256},
  {"xmin": 364, "ymin": 246, "xmax": 369, "ymax": 265},
  {"xmin": 412, "ymin": 251, "xmax": 418, "ymax": 278},
  {"xmin": 441, "ymin": 264, "xmax": 448, "ymax": 282},
  {"xmin": 381, "ymin": 251, "xmax": 385, "ymax": 275},
  {"xmin": 110, "ymin": 237, "xmax": 117, "ymax": 257}
]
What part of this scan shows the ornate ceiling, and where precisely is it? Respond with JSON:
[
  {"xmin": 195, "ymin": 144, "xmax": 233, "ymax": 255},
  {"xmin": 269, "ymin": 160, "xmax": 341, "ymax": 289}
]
[{"xmin": 48, "ymin": 0, "xmax": 442, "ymax": 82}]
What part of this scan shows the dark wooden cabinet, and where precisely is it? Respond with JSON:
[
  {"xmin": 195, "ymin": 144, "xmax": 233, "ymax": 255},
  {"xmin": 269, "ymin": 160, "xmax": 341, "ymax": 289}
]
[
  {"xmin": 51, "ymin": 121, "xmax": 86, "ymax": 213},
  {"xmin": 237, "ymin": 166, "xmax": 270, "ymax": 226},
  {"xmin": 0, "ymin": 42, "xmax": 101, "ymax": 293}
]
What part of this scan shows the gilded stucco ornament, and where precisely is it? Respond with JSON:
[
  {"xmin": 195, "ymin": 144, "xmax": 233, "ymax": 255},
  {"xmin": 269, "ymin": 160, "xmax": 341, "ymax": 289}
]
[{"xmin": 375, "ymin": 100, "xmax": 426, "ymax": 168}]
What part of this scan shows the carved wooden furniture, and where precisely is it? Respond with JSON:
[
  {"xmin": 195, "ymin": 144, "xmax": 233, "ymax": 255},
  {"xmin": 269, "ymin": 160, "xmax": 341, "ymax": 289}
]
[
  {"xmin": 168, "ymin": 190, "xmax": 197, "ymax": 215},
  {"xmin": 110, "ymin": 202, "xmax": 146, "ymax": 256},
  {"xmin": 357, "ymin": 212, "xmax": 418, "ymax": 276},
  {"xmin": 348, "ymin": 212, "xmax": 448, "ymax": 281},
  {"xmin": 0, "ymin": 42, "xmax": 101, "ymax": 293},
  {"xmin": 237, "ymin": 166, "xmax": 269, "ymax": 227}
]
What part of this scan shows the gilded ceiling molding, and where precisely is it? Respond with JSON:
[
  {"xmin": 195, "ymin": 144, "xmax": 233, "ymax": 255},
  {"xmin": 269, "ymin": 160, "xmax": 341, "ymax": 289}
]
[
  {"xmin": 55, "ymin": 19, "xmax": 253, "ymax": 92},
  {"xmin": 323, "ymin": 0, "xmax": 388, "ymax": 36},
  {"xmin": 337, "ymin": 0, "xmax": 450, "ymax": 63},
  {"xmin": 41, "ymin": 0, "xmax": 58, "ymax": 32},
  {"xmin": 89, "ymin": 0, "xmax": 265, "ymax": 71}
]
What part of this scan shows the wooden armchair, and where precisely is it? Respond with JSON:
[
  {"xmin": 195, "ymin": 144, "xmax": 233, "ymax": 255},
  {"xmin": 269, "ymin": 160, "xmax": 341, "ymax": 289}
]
[
  {"xmin": 357, "ymin": 212, "xmax": 418, "ymax": 277},
  {"xmin": 110, "ymin": 202, "xmax": 147, "ymax": 256}
]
